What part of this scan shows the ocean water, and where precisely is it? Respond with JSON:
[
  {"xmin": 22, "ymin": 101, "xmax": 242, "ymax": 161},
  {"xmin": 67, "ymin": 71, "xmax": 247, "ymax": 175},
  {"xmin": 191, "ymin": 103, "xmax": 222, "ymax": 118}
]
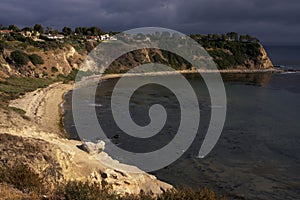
[
  {"xmin": 63, "ymin": 72, "xmax": 300, "ymax": 199},
  {"xmin": 62, "ymin": 45, "xmax": 300, "ymax": 199},
  {"xmin": 265, "ymin": 45, "xmax": 300, "ymax": 70}
]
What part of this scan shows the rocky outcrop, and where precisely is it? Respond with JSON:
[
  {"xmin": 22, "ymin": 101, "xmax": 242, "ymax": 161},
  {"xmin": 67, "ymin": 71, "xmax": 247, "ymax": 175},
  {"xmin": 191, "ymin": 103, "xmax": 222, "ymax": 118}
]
[
  {"xmin": 0, "ymin": 129, "xmax": 172, "ymax": 196},
  {"xmin": 259, "ymin": 44, "xmax": 273, "ymax": 69},
  {"xmin": 103, "ymin": 44, "xmax": 274, "ymax": 73},
  {"xmin": 239, "ymin": 44, "xmax": 273, "ymax": 70},
  {"xmin": 0, "ymin": 40, "xmax": 274, "ymax": 79},
  {"xmin": 79, "ymin": 140, "xmax": 105, "ymax": 154},
  {"xmin": 0, "ymin": 45, "xmax": 86, "ymax": 79}
]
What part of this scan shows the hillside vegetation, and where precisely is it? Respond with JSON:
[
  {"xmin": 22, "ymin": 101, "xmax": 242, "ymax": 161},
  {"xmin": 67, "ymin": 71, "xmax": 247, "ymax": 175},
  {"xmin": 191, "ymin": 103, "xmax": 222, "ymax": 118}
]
[{"xmin": 0, "ymin": 25, "xmax": 273, "ymax": 79}]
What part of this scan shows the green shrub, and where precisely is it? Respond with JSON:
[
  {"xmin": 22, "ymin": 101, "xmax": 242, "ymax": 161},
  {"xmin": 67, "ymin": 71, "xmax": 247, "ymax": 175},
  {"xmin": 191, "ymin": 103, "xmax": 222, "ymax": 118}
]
[
  {"xmin": 42, "ymin": 71, "xmax": 48, "ymax": 77},
  {"xmin": 51, "ymin": 66, "xmax": 59, "ymax": 73},
  {"xmin": 0, "ymin": 43, "xmax": 4, "ymax": 53},
  {"xmin": 58, "ymin": 180, "xmax": 225, "ymax": 200},
  {"xmin": 29, "ymin": 54, "xmax": 44, "ymax": 66},
  {"xmin": 8, "ymin": 106, "xmax": 26, "ymax": 115},
  {"xmin": 10, "ymin": 50, "xmax": 30, "ymax": 66},
  {"xmin": 63, "ymin": 181, "xmax": 115, "ymax": 200},
  {"xmin": 57, "ymin": 68, "xmax": 79, "ymax": 83},
  {"xmin": 0, "ymin": 77, "xmax": 55, "ymax": 104}
]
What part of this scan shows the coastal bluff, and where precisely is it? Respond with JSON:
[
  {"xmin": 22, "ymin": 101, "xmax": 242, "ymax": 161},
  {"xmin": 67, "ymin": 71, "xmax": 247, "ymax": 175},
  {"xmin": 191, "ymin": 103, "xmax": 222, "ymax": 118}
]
[{"xmin": 0, "ymin": 36, "xmax": 273, "ymax": 79}]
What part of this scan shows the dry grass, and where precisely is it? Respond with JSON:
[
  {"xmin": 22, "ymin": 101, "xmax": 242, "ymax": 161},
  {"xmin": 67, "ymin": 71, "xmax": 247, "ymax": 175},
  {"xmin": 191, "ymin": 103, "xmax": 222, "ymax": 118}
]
[
  {"xmin": 52, "ymin": 181, "xmax": 226, "ymax": 200},
  {"xmin": 0, "ymin": 181, "xmax": 41, "ymax": 200},
  {"xmin": 0, "ymin": 170, "xmax": 226, "ymax": 200}
]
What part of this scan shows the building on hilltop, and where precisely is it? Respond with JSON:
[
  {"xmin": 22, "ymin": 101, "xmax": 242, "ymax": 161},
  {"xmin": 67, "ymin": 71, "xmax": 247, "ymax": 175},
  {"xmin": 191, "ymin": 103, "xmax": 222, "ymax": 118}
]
[
  {"xmin": 0, "ymin": 30, "xmax": 12, "ymax": 37},
  {"xmin": 100, "ymin": 34, "xmax": 110, "ymax": 40},
  {"xmin": 41, "ymin": 33, "xmax": 65, "ymax": 40},
  {"xmin": 19, "ymin": 30, "xmax": 34, "ymax": 38}
]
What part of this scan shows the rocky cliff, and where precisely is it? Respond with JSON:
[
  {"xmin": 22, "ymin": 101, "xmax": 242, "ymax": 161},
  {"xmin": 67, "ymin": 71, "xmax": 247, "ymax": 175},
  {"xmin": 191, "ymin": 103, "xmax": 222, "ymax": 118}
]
[
  {"xmin": 0, "ymin": 39, "xmax": 273, "ymax": 79},
  {"xmin": 0, "ymin": 44, "xmax": 85, "ymax": 79}
]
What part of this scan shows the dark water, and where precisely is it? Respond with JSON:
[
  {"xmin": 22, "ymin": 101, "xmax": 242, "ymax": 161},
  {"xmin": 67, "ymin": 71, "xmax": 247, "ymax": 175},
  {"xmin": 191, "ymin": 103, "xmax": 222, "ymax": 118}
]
[
  {"xmin": 63, "ymin": 72, "xmax": 300, "ymax": 200},
  {"xmin": 265, "ymin": 45, "xmax": 300, "ymax": 70}
]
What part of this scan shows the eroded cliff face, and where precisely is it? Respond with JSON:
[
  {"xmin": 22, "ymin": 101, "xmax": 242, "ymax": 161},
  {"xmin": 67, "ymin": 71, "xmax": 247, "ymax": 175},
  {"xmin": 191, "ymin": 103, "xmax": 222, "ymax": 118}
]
[
  {"xmin": 0, "ymin": 45, "xmax": 86, "ymax": 79},
  {"xmin": 0, "ymin": 42, "xmax": 274, "ymax": 79},
  {"xmin": 240, "ymin": 44, "xmax": 273, "ymax": 70},
  {"xmin": 98, "ymin": 44, "xmax": 274, "ymax": 73},
  {"xmin": 0, "ymin": 131, "xmax": 172, "ymax": 196},
  {"xmin": 259, "ymin": 44, "xmax": 274, "ymax": 69}
]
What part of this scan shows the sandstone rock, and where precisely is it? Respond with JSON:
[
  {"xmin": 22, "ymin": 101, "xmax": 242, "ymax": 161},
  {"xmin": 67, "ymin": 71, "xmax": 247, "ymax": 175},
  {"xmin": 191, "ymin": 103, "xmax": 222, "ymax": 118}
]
[{"xmin": 79, "ymin": 140, "xmax": 105, "ymax": 155}]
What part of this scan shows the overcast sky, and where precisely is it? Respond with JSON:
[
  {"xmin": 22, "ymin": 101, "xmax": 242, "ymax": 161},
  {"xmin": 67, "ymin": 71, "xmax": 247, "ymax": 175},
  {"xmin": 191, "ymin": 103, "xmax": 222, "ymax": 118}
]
[{"xmin": 0, "ymin": 0, "xmax": 299, "ymax": 44}]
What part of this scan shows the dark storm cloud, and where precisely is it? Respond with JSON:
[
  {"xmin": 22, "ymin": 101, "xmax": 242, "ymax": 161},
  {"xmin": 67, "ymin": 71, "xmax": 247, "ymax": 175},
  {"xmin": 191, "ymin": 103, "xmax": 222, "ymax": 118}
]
[{"xmin": 1, "ymin": 0, "xmax": 300, "ymax": 44}]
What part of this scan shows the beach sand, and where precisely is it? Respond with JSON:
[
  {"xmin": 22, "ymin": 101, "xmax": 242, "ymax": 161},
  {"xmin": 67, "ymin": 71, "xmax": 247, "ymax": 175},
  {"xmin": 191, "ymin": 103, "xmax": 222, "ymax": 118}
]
[{"xmin": 9, "ymin": 82, "xmax": 72, "ymax": 135}]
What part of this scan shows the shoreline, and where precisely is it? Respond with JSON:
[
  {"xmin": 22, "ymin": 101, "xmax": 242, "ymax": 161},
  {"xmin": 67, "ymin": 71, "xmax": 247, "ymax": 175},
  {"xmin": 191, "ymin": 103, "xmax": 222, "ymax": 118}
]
[
  {"xmin": 59, "ymin": 88, "xmax": 73, "ymax": 137},
  {"xmin": 75, "ymin": 68, "xmax": 281, "ymax": 87},
  {"xmin": 101, "ymin": 68, "xmax": 281, "ymax": 79},
  {"xmin": 9, "ymin": 82, "xmax": 73, "ymax": 136}
]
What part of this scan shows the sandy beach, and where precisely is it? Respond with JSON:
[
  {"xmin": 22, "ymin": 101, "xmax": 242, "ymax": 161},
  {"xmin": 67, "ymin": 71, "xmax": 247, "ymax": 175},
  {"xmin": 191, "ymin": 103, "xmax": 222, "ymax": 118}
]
[{"xmin": 9, "ymin": 82, "xmax": 72, "ymax": 135}]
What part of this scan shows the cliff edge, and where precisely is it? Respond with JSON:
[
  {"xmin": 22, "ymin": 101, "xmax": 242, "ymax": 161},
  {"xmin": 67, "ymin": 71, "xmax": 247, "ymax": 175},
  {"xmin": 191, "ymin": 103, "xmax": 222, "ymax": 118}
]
[{"xmin": 0, "ymin": 37, "xmax": 273, "ymax": 78}]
